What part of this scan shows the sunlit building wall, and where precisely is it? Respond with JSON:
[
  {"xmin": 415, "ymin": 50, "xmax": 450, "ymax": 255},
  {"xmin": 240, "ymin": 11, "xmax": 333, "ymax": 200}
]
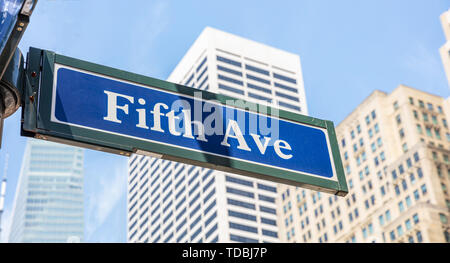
[{"xmin": 277, "ymin": 85, "xmax": 450, "ymax": 243}]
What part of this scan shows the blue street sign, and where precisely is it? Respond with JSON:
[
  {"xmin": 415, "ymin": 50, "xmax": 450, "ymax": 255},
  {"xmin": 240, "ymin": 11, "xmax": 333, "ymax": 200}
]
[
  {"xmin": 23, "ymin": 48, "xmax": 348, "ymax": 195},
  {"xmin": 54, "ymin": 66, "xmax": 335, "ymax": 178}
]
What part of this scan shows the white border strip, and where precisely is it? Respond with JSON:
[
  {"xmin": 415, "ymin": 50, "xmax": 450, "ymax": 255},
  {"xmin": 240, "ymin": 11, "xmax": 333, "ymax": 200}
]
[{"xmin": 50, "ymin": 64, "xmax": 339, "ymax": 182}]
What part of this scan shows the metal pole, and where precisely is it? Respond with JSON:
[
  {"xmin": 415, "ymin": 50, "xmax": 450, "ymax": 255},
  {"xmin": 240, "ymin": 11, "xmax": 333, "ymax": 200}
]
[{"xmin": 0, "ymin": 0, "xmax": 37, "ymax": 148}]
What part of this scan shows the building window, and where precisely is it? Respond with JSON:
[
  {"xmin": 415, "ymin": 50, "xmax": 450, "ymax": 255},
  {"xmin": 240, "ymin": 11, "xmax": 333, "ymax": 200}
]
[
  {"xmin": 395, "ymin": 185, "xmax": 400, "ymax": 196},
  {"xmin": 390, "ymin": 231, "xmax": 396, "ymax": 241},
  {"xmin": 273, "ymin": 72, "xmax": 297, "ymax": 84},
  {"xmin": 401, "ymin": 179, "xmax": 407, "ymax": 190},
  {"xmin": 399, "ymin": 129, "xmax": 405, "ymax": 138},
  {"xmin": 417, "ymin": 167, "xmax": 423, "ymax": 178},
  {"xmin": 405, "ymin": 196, "xmax": 412, "ymax": 207},
  {"xmin": 416, "ymin": 231, "xmax": 423, "ymax": 243},
  {"xmin": 413, "ymin": 213, "xmax": 419, "ymax": 224},
  {"xmin": 217, "ymin": 65, "xmax": 242, "ymax": 77},
  {"xmin": 218, "ymin": 74, "xmax": 243, "ymax": 86},
  {"xmin": 392, "ymin": 170, "xmax": 398, "ymax": 180},
  {"xmin": 217, "ymin": 56, "xmax": 241, "ymax": 68},
  {"xmin": 402, "ymin": 143, "xmax": 408, "ymax": 152},
  {"xmin": 410, "ymin": 173, "xmax": 416, "ymax": 185},
  {"xmin": 445, "ymin": 231, "xmax": 450, "ymax": 243},
  {"xmin": 421, "ymin": 184, "xmax": 427, "ymax": 195},
  {"xmin": 399, "ymin": 165, "xmax": 405, "ymax": 175},
  {"xmin": 419, "ymin": 100, "xmax": 424, "ymax": 108},
  {"xmin": 374, "ymin": 157, "xmax": 379, "ymax": 166},
  {"xmin": 218, "ymin": 84, "xmax": 244, "ymax": 95},
  {"xmin": 413, "ymin": 190, "xmax": 420, "ymax": 200},
  {"xmin": 398, "ymin": 201, "xmax": 405, "ymax": 212},
  {"xmin": 444, "ymin": 154, "xmax": 449, "ymax": 164},
  {"xmin": 229, "ymin": 222, "xmax": 258, "ymax": 233},
  {"xmin": 380, "ymin": 186, "xmax": 386, "ymax": 196},
  {"xmin": 274, "ymin": 82, "xmax": 298, "ymax": 93},
  {"xmin": 432, "ymin": 151, "xmax": 438, "ymax": 161},
  {"xmin": 377, "ymin": 137, "xmax": 383, "ymax": 147},
  {"xmin": 442, "ymin": 183, "xmax": 448, "ymax": 194},
  {"xmin": 385, "ymin": 210, "xmax": 391, "ymax": 221},
  {"xmin": 432, "ymin": 115, "xmax": 438, "ymax": 125},
  {"xmin": 380, "ymin": 152, "xmax": 385, "ymax": 161},
  {"xmin": 414, "ymin": 152, "xmax": 420, "ymax": 162},
  {"xmin": 245, "ymin": 64, "xmax": 269, "ymax": 76},
  {"xmin": 396, "ymin": 114, "xmax": 401, "ymax": 124},
  {"xmin": 379, "ymin": 215, "xmax": 385, "ymax": 226},
  {"xmin": 439, "ymin": 213, "xmax": 448, "ymax": 224},
  {"xmin": 416, "ymin": 124, "xmax": 423, "ymax": 134},
  {"xmin": 397, "ymin": 225, "xmax": 404, "ymax": 237},
  {"xmin": 405, "ymin": 219, "xmax": 412, "ymax": 230},
  {"xmin": 393, "ymin": 101, "xmax": 399, "ymax": 110}
]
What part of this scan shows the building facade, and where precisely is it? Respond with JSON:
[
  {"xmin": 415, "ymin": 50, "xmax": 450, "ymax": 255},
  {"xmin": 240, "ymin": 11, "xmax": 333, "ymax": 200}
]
[
  {"xmin": 8, "ymin": 139, "xmax": 84, "ymax": 243},
  {"xmin": 440, "ymin": 9, "xmax": 450, "ymax": 88},
  {"xmin": 127, "ymin": 27, "xmax": 307, "ymax": 243},
  {"xmin": 277, "ymin": 85, "xmax": 450, "ymax": 243}
]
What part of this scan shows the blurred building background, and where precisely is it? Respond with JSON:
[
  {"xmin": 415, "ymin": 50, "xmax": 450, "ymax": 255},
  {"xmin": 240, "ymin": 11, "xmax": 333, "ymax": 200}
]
[
  {"xmin": 8, "ymin": 139, "xmax": 84, "ymax": 243},
  {"xmin": 127, "ymin": 27, "xmax": 307, "ymax": 243},
  {"xmin": 278, "ymin": 85, "xmax": 450, "ymax": 243}
]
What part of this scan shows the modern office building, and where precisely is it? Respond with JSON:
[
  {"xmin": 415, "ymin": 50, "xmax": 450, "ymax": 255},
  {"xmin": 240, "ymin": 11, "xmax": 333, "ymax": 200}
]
[
  {"xmin": 127, "ymin": 27, "xmax": 307, "ymax": 243},
  {"xmin": 8, "ymin": 139, "xmax": 84, "ymax": 243},
  {"xmin": 440, "ymin": 9, "xmax": 450, "ymax": 88},
  {"xmin": 277, "ymin": 85, "xmax": 450, "ymax": 243}
]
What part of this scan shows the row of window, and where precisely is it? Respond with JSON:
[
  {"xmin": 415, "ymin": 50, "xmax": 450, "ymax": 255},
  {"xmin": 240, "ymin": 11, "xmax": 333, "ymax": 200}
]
[
  {"xmin": 229, "ymin": 222, "xmax": 278, "ymax": 238},
  {"xmin": 340, "ymin": 111, "xmax": 377, "ymax": 148},
  {"xmin": 217, "ymin": 72, "xmax": 299, "ymax": 103},
  {"xmin": 412, "ymin": 110, "xmax": 448, "ymax": 128},
  {"xmin": 388, "ymin": 213, "xmax": 420, "ymax": 242},
  {"xmin": 407, "ymin": 97, "xmax": 444, "ymax": 115},
  {"xmin": 217, "ymin": 55, "xmax": 297, "ymax": 84}
]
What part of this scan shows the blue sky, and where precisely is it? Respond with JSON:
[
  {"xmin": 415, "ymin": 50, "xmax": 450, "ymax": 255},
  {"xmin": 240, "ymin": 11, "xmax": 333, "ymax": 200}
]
[{"xmin": 0, "ymin": 0, "xmax": 449, "ymax": 242}]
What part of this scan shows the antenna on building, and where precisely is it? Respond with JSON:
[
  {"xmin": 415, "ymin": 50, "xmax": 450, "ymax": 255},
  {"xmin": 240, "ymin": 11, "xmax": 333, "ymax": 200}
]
[{"xmin": 0, "ymin": 153, "xmax": 9, "ymax": 242}]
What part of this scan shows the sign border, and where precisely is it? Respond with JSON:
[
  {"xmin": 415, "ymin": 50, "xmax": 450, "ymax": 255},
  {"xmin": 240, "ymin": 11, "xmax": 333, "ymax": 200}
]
[{"xmin": 22, "ymin": 47, "xmax": 348, "ymax": 196}]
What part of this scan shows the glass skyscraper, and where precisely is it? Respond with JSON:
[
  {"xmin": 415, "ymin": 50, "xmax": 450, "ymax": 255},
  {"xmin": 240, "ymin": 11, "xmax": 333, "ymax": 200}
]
[
  {"xmin": 127, "ymin": 27, "xmax": 307, "ymax": 243},
  {"xmin": 8, "ymin": 139, "xmax": 84, "ymax": 243}
]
